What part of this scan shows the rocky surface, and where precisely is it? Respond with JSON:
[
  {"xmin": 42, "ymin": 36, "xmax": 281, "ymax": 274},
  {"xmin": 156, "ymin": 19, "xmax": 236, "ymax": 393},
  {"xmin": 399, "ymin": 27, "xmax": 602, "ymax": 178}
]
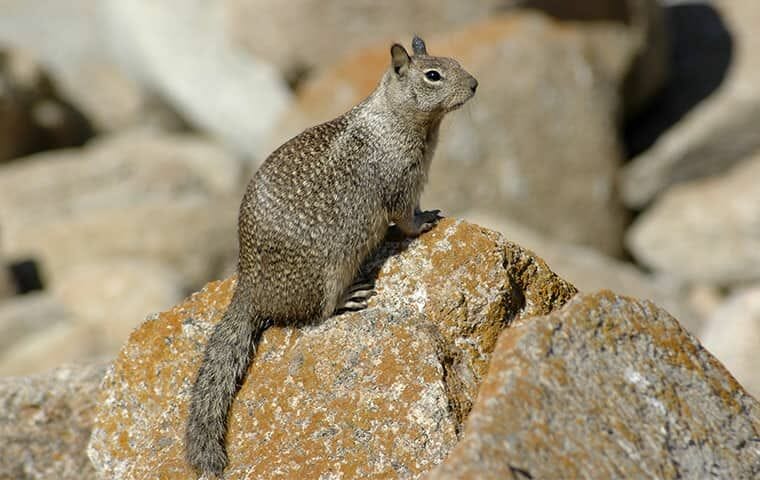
[
  {"xmin": 0, "ymin": 0, "xmax": 186, "ymax": 132},
  {"xmin": 0, "ymin": 293, "xmax": 71, "ymax": 357},
  {"xmin": 620, "ymin": 0, "xmax": 760, "ymax": 207},
  {"xmin": 701, "ymin": 286, "xmax": 760, "ymax": 399},
  {"xmin": 0, "ymin": 130, "xmax": 242, "ymax": 291},
  {"xmin": 0, "ymin": 47, "xmax": 92, "ymax": 162},
  {"xmin": 427, "ymin": 291, "xmax": 760, "ymax": 479},
  {"xmin": 0, "ymin": 259, "xmax": 188, "ymax": 375},
  {"xmin": 227, "ymin": 0, "xmax": 507, "ymax": 85},
  {"xmin": 627, "ymin": 151, "xmax": 760, "ymax": 285},
  {"xmin": 0, "ymin": 363, "xmax": 107, "ymax": 480},
  {"xmin": 87, "ymin": 219, "xmax": 577, "ymax": 479},
  {"xmin": 517, "ymin": 0, "xmax": 668, "ymax": 116},
  {"xmin": 266, "ymin": 13, "xmax": 637, "ymax": 255},
  {"xmin": 102, "ymin": 0, "xmax": 291, "ymax": 157}
]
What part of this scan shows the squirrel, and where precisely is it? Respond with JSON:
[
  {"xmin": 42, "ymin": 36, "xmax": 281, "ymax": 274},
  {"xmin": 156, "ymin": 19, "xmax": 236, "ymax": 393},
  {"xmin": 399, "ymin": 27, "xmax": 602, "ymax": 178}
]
[{"xmin": 185, "ymin": 35, "xmax": 477, "ymax": 476}]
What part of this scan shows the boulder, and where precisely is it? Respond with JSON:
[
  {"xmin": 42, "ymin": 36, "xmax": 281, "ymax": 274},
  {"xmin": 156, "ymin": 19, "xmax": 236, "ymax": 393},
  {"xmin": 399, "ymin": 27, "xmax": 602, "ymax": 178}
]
[
  {"xmin": 701, "ymin": 286, "xmax": 760, "ymax": 399},
  {"xmin": 517, "ymin": 0, "xmax": 669, "ymax": 115},
  {"xmin": 621, "ymin": 0, "xmax": 760, "ymax": 207},
  {"xmin": 0, "ymin": 47, "xmax": 92, "ymax": 162},
  {"xmin": 0, "ymin": 363, "xmax": 107, "ymax": 480},
  {"xmin": 0, "ymin": 0, "xmax": 182, "ymax": 133},
  {"xmin": 102, "ymin": 0, "xmax": 291, "ymax": 157},
  {"xmin": 266, "ymin": 13, "xmax": 638, "ymax": 255},
  {"xmin": 87, "ymin": 219, "xmax": 577, "ymax": 478},
  {"xmin": 427, "ymin": 291, "xmax": 760, "ymax": 479},
  {"xmin": 0, "ymin": 292, "xmax": 71, "ymax": 357},
  {"xmin": 226, "ymin": 0, "xmax": 507, "ymax": 84},
  {"xmin": 0, "ymin": 131, "xmax": 242, "ymax": 290},
  {"xmin": 627, "ymin": 151, "xmax": 760, "ymax": 285},
  {"xmin": 51, "ymin": 260, "xmax": 184, "ymax": 356}
]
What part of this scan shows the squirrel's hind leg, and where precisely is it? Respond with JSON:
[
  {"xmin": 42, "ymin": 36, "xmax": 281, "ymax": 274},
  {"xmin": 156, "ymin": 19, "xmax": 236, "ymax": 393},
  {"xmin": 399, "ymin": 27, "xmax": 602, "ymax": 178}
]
[{"xmin": 335, "ymin": 280, "xmax": 376, "ymax": 313}]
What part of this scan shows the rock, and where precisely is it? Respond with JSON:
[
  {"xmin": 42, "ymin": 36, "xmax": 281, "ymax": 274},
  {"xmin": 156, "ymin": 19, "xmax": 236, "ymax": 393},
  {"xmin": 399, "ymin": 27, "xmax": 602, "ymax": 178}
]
[
  {"xmin": 620, "ymin": 0, "xmax": 760, "ymax": 208},
  {"xmin": 0, "ymin": 0, "xmax": 179, "ymax": 133},
  {"xmin": 87, "ymin": 219, "xmax": 577, "ymax": 479},
  {"xmin": 0, "ymin": 292, "xmax": 72, "ymax": 356},
  {"xmin": 517, "ymin": 0, "xmax": 669, "ymax": 116},
  {"xmin": 102, "ymin": 0, "xmax": 291, "ymax": 157},
  {"xmin": 465, "ymin": 211, "xmax": 700, "ymax": 333},
  {"xmin": 226, "ymin": 0, "xmax": 507, "ymax": 85},
  {"xmin": 266, "ymin": 13, "xmax": 637, "ymax": 255},
  {"xmin": 0, "ymin": 47, "xmax": 92, "ymax": 162},
  {"xmin": 701, "ymin": 286, "xmax": 760, "ymax": 399},
  {"xmin": 427, "ymin": 291, "xmax": 760, "ymax": 479},
  {"xmin": 0, "ymin": 363, "xmax": 107, "ymax": 480},
  {"xmin": 0, "ymin": 242, "xmax": 14, "ymax": 299},
  {"xmin": 627, "ymin": 151, "xmax": 760, "ymax": 285},
  {"xmin": 623, "ymin": 2, "xmax": 734, "ymax": 157},
  {"xmin": 0, "ymin": 131, "xmax": 242, "ymax": 290},
  {"xmin": 52, "ymin": 260, "xmax": 185, "ymax": 354}
]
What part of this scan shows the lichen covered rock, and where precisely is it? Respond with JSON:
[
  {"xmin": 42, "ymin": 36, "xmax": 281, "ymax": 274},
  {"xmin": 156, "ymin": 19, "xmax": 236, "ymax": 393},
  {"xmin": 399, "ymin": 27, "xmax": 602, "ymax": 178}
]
[
  {"xmin": 86, "ymin": 219, "xmax": 576, "ymax": 478},
  {"xmin": 0, "ymin": 363, "xmax": 107, "ymax": 480},
  {"xmin": 427, "ymin": 291, "xmax": 760, "ymax": 479}
]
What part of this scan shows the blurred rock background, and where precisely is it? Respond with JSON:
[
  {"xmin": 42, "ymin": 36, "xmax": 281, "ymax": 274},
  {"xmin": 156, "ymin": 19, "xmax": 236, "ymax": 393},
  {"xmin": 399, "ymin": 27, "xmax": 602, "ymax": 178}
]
[{"xmin": 0, "ymin": 0, "xmax": 756, "ymax": 398}]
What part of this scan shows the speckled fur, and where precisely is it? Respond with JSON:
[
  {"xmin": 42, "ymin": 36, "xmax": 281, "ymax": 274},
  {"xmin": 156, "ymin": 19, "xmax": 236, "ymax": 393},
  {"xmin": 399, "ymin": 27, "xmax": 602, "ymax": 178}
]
[{"xmin": 185, "ymin": 36, "xmax": 477, "ymax": 476}]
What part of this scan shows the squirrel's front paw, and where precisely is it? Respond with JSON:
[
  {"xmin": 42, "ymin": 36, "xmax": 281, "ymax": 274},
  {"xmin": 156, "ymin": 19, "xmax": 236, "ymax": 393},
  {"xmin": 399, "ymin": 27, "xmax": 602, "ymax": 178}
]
[{"xmin": 414, "ymin": 209, "xmax": 443, "ymax": 234}]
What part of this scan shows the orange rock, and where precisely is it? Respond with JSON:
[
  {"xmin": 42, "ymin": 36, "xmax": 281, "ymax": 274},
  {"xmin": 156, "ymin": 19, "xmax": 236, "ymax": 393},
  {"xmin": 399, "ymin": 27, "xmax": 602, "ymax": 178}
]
[{"xmin": 87, "ymin": 218, "xmax": 576, "ymax": 478}]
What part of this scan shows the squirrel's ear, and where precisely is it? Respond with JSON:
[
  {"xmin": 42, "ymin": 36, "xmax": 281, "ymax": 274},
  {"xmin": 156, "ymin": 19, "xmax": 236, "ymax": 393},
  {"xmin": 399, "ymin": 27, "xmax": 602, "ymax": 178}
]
[
  {"xmin": 412, "ymin": 35, "xmax": 427, "ymax": 56},
  {"xmin": 390, "ymin": 43, "xmax": 410, "ymax": 76}
]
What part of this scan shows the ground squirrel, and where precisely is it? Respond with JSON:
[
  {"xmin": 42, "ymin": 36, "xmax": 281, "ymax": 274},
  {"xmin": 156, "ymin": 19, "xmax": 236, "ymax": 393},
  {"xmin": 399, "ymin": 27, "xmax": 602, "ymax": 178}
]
[{"xmin": 185, "ymin": 35, "xmax": 477, "ymax": 476}]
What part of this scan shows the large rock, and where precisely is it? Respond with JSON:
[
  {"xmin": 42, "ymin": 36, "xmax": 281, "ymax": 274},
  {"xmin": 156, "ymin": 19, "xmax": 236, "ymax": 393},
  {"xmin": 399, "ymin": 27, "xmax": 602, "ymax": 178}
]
[
  {"xmin": 0, "ymin": 0, "xmax": 175, "ymax": 133},
  {"xmin": 0, "ymin": 363, "xmax": 107, "ymax": 480},
  {"xmin": 0, "ymin": 259, "xmax": 185, "ymax": 377},
  {"xmin": 621, "ymin": 0, "xmax": 760, "ymax": 207},
  {"xmin": 266, "ymin": 13, "xmax": 638, "ymax": 255},
  {"xmin": 0, "ymin": 131, "xmax": 242, "ymax": 290},
  {"xmin": 427, "ymin": 291, "xmax": 760, "ymax": 479},
  {"xmin": 701, "ymin": 286, "xmax": 760, "ymax": 399},
  {"xmin": 87, "ymin": 219, "xmax": 577, "ymax": 478},
  {"xmin": 0, "ymin": 292, "xmax": 71, "ymax": 356},
  {"xmin": 517, "ymin": 0, "xmax": 668, "ymax": 116},
  {"xmin": 226, "ymin": 0, "xmax": 506, "ymax": 84},
  {"xmin": 627, "ymin": 151, "xmax": 760, "ymax": 285},
  {"xmin": 0, "ymin": 47, "xmax": 92, "ymax": 162},
  {"xmin": 102, "ymin": 0, "xmax": 291, "ymax": 157}
]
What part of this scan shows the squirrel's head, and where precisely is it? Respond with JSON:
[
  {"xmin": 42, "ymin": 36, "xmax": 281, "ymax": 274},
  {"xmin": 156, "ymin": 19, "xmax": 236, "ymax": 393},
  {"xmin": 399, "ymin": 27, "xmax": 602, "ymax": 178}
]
[{"xmin": 385, "ymin": 35, "xmax": 478, "ymax": 118}]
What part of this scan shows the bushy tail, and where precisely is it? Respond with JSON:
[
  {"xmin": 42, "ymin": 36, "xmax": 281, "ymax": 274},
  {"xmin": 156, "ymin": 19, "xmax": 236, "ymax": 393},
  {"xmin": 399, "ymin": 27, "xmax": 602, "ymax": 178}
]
[{"xmin": 185, "ymin": 284, "xmax": 263, "ymax": 476}]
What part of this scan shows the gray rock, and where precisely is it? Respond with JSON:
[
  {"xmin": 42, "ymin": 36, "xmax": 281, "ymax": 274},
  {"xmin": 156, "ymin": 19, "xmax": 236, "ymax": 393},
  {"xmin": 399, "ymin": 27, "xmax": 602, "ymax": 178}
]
[
  {"xmin": 0, "ymin": 292, "xmax": 71, "ymax": 355},
  {"xmin": 427, "ymin": 291, "xmax": 760, "ymax": 479},
  {"xmin": 627, "ymin": 151, "xmax": 760, "ymax": 285},
  {"xmin": 701, "ymin": 286, "xmax": 760, "ymax": 399},
  {"xmin": 102, "ymin": 0, "xmax": 291, "ymax": 157},
  {"xmin": 0, "ymin": 47, "xmax": 92, "ymax": 162},
  {"xmin": 0, "ymin": 0, "xmax": 176, "ymax": 132},
  {"xmin": 517, "ymin": 0, "xmax": 669, "ymax": 116},
  {"xmin": 0, "ymin": 363, "xmax": 107, "ymax": 480},
  {"xmin": 0, "ymin": 131, "xmax": 242, "ymax": 290},
  {"xmin": 226, "ymin": 0, "xmax": 508, "ymax": 83},
  {"xmin": 620, "ymin": 0, "xmax": 760, "ymax": 207}
]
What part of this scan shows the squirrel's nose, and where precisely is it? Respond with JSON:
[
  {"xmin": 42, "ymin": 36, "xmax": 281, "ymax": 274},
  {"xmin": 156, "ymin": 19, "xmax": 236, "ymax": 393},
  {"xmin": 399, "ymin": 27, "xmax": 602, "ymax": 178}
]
[{"xmin": 469, "ymin": 77, "xmax": 478, "ymax": 93}]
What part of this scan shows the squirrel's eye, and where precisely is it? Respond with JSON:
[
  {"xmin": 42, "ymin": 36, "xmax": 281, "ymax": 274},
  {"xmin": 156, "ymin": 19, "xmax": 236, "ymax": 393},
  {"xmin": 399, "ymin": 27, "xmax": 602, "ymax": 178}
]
[{"xmin": 424, "ymin": 70, "xmax": 441, "ymax": 81}]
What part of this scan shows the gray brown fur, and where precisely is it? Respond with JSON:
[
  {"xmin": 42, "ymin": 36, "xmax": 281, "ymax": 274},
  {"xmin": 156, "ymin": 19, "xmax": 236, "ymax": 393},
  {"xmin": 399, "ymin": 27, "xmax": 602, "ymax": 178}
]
[{"xmin": 185, "ymin": 36, "xmax": 477, "ymax": 476}]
